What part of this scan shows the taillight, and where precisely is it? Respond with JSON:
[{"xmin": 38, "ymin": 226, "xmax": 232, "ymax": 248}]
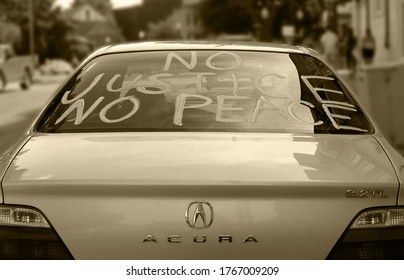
[
  {"xmin": 327, "ymin": 207, "xmax": 404, "ymax": 259},
  {"xmin": 0, "ymin": 205, "xmax": 73, "ymax": 259}
]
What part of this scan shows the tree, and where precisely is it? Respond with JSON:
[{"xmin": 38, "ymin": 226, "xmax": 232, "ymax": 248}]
[
  {"xmin": 147, "ymin": 21, "xmax": 182, "ymax": 40},
  {"xmin": 0, "ymin": 20, "xmax": 21, "ymax": 45},
  {"xmin": 200, "ymin": 0, "xmax": 255, "ymax": 34},
  {"xmin": 46, "ymin": 9, "xmax": 73, "ymax": 60},
  {"xmin": 0, "ymin": 0, "xmax": 71, "ymax": 62}
]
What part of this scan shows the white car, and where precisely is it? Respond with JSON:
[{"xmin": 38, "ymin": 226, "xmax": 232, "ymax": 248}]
[
  {"xmin": 0, "ymin": 44, "xmax": 35, "ymax": 91},
  {"xmin": 0, "ymin": 42, "xmax": 403, "ymax": 259},
  {"xmin": 40, "ymin": 59, "xmax": 73, "ymax": 75}
]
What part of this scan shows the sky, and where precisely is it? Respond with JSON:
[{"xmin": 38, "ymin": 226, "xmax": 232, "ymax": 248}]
[{"xmin": 54, "ymin": 0, "xmax": 143, "ymax": 10}]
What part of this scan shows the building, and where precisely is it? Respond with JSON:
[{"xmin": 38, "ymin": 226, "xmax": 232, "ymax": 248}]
[
  {"xmin": 350, "ymin": 0, "xmax": 404, "ymax": 150},
  {"xmin": 114, "ymin": 0, "xmax": 182, "ymax": 41},
  {"xmin": 351, "ymin": 0, "xmax": 404, "ymax": 65},
  {"xmin": 146, "ymin": 0, "xmax": 204, "ymax": 40},
  {"xmin": 174, "ymin": 0, "xmax": 203, "ymax": 40},
  {"xmin": 63, "ymin": 3, "xmax": 124, "ymax": 61}
]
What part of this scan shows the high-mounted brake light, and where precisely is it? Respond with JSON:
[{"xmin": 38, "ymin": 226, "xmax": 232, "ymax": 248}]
[{"xmin": 0, "ymin": 205, "xmax": 73, "ymax": 260}]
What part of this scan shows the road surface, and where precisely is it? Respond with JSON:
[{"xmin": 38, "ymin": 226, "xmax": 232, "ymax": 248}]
[{"xmin": 0, "ymin": 75, "xmax": 67, "ymax": 155}]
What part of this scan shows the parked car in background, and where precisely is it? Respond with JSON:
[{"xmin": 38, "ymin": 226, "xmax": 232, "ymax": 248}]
[
  {"xmin": 0, "ymin": 44, "xmax": 35, "ymax": 91},
  {"xmin": 40, "ymin": 59, "xmax": 73, "ymax": 76},
  {"xmin": 0, "ymin": 42, "xmax": 403, "ymax": 259}
]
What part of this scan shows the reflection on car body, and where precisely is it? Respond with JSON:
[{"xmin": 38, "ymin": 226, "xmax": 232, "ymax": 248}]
[{"xmin": 0, "ymin": 41, "xmax": 403, "ymax": 260}]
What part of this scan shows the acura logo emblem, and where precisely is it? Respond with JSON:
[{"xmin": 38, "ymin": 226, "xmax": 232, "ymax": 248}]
[{"xmin": 185, "ymin": 201, "xmax": 214, "ymax": 229}]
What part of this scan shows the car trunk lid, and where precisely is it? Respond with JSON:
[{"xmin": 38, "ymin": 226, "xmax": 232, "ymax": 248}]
[{"xmin": 2, "ymin": 132, "xmax": 399, "ymax": 259}]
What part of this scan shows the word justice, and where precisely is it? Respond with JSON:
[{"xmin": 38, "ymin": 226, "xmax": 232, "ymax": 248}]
[{"xmin": 56, "ymin": 51, "xmax": 367, "ymax": 132}]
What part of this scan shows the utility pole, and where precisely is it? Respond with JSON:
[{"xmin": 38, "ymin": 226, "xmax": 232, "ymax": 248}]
[
  {"xmin": 28, "ymin": 0, "xmax": 35, "ymax": 65},
  {"xmin": 385, "ymin": 0, "xmax": 390, "ymax": 49}
]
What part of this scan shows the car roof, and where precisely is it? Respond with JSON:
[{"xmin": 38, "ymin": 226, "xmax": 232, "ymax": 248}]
[{"xmin": 100, "ymin": 41, "xmax": 309, "ymax": 55}]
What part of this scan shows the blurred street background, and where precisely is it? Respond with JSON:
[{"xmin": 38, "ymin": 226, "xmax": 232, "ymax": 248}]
[{"xmin": 0, "ymin": 0, "xmax": 403, "ymax": 155}]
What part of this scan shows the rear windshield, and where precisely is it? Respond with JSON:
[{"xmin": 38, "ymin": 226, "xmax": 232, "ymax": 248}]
[{"xmin": 37, "ymin": 51, "xmax": 372, "ymax": 134}]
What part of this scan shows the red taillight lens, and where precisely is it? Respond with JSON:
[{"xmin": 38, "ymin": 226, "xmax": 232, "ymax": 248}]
[
  {"xmin": 327, "ymin": 207, "xmax": 404, "ymax": 260},
  {"xmin": 0, "ymin": 205, "xmax": 73, "ymax": 260}
]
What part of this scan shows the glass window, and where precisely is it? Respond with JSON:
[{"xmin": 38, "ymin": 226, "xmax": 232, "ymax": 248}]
[{"xmin": 36, "ymin": 51, "xmax": 372, "ymax": 134}]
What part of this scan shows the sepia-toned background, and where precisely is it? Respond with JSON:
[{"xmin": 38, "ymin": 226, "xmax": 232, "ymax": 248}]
[{"xmin": 1, "ymin": 0, "xmax": 403, "ymax": 156}]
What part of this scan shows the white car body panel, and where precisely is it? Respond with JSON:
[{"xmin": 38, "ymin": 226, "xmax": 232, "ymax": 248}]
[
  {"xmin": 2, "ymin": 133, "xmax": 398, "ymax": 259},
  {"xmin": 372, "ymin": 132, "xmax": 404, "ymax": 204},
  {"xmin": 1, "ymin": 42, "xmax": 403, "ymax": 260}
]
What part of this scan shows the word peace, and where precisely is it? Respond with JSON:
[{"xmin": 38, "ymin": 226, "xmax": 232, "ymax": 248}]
[{"xmin": 56, "ymin": 51, "xmax": 367, "ymax": 133}]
